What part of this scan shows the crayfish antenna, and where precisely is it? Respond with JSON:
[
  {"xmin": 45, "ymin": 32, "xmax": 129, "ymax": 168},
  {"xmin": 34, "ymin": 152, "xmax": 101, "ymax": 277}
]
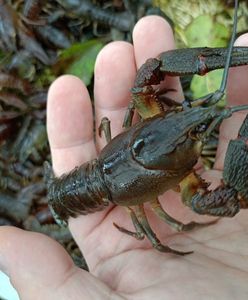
[
  {"xmin": 205, "ymin": 0, "xmax": 239, "ymax": 106},
  {"xmin": 219, "ymin": 0, "xmax": 239, "ymax": 92}
]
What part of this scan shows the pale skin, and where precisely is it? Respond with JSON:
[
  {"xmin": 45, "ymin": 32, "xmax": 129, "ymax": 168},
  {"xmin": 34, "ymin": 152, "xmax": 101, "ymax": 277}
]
[{"xmin": 0, "ymin": 16, "xmax": 248, "ymax": 300}]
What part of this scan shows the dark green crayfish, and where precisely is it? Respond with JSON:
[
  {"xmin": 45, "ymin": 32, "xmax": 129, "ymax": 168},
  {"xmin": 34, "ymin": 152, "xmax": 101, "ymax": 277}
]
[{"xmin": 45, "ymin": 0, "xmax": 248, "ymax": 255}]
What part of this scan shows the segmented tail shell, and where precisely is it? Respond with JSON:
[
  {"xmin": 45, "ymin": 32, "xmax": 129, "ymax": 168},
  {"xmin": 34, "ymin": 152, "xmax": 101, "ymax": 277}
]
[{"xmin": 44, "ymin": 160, "xmax": 110, "ymax": 224}]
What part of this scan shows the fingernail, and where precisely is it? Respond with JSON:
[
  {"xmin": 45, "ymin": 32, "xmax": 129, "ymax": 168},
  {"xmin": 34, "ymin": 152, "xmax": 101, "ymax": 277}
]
[{"xmin": 235, "ymin": 33, "xmax": 248, "ymax": 46}]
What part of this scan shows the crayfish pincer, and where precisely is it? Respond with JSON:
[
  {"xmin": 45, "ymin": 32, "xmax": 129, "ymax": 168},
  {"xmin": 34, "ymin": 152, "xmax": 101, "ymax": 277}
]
[{"xmin": 45, "ymin": 0, "xmax": 248, "ymax": 255}]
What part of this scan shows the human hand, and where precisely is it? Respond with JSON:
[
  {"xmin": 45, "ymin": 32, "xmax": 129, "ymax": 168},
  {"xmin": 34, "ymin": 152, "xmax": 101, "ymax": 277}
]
[{"xmin": 0, "ymin": 16, "xmax": 248, "ymax": 300}]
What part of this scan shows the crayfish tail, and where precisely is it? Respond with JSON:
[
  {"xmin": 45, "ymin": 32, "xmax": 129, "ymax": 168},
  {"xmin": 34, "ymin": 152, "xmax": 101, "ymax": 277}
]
[{"xmin": 45, "ymin": 159, "xmax": 110, "ymax": 222}]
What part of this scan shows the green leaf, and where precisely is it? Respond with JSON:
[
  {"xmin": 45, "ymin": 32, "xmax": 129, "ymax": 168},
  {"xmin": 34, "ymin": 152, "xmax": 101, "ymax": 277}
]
[
  {"xmin": 57, "ymin": 40, "xmax": 104, "ymax": 86},
  {"xmin": 190, "ymin": 69, "xmax": 226, "ymax": 107},
  {"xmin": 185, "ymin": 15, "xmax": 229, "ymax": 47},
  {"xmin": 35, "ymin": 68, "xmax": 56, "ymax": 88},
  {"xmin": 186, "ymin": 15, "xmax": 229, "ymax": 105}
]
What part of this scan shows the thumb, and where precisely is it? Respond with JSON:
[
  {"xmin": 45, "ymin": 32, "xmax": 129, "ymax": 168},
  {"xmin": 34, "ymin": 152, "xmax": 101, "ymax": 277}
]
[
  {"xmin": 0, "ymin": 226, "xmax": 114, "ymax": 300},
  {"xmin": 227, "ymin": 33, "xmax": 248, "ymax": 106}
]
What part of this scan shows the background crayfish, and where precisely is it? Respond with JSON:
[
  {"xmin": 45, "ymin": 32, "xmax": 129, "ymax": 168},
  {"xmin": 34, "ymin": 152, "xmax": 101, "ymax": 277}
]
[{"xmin": 45, "ymin": 0, "xmax": 248, "ymax": 255}]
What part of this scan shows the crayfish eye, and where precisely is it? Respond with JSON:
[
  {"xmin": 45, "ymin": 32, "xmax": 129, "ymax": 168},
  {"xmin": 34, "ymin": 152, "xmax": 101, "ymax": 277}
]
[
  {"xmin": 132, "ymin": 138, "xmax": 145, "ymax": 156},
  {"xmin": 190, "ymin": 124, "xmax": 208, "ymax": 140},
  {"xmin": 196, "ymin": 124, "xmax": 208, "ymax": 133}
]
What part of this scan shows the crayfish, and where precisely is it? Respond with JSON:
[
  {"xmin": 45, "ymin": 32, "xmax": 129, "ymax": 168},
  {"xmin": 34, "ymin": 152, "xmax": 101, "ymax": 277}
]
[{"xmin": 45, "ymin": 0, "xmax": 248, "ymax": 255}]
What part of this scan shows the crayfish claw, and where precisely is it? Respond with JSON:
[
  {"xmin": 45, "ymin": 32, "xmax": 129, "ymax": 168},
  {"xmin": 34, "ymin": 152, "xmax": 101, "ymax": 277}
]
[
  {"xmin": 223, "ymin": 114, "xmax": 248, "ymax": 206},
  {"xmin": 239, "ymin": 114, "xmax": 248, "ymax": 138}
]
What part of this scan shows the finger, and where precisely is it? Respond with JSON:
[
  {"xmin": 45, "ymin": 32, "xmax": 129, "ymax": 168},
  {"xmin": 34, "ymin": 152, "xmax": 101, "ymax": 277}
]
[
  {"xmin": 47, "ymin": 75, "xmax": 114, "ymax": 261},
  {"xmin": 133, "ymin": 16, "xmax": 183, "ymax": 102},
  {"xmin": 215, "ymin": 34, "xmax": 248, "ymax": 170},
  {"xmin": 47, "ymin": 75, "xmax": 96, "ymax": 175},
  {"xmin": 0, "ymin": 226, "xmax": 74, "ymax": 298},
  {"xmin": 0, "ymin": 227, "xmax": 114, "ymax": 300},
  {"xmin": 227, "ymin": 33, "xmax": 248, "ymax": 106},
  {"xmin": 94, "ymin": 41, "xmax": 136, "ymax": 150}
]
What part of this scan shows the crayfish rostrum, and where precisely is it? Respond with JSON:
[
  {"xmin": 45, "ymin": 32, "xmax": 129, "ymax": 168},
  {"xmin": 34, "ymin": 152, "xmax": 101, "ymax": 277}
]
[{"xmin": 45, "ymin": 0, "xmax": 248, "ymax": 255}]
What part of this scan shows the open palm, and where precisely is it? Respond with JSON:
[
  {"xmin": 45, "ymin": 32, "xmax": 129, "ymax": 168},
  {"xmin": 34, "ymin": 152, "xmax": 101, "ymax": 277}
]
[{"xmin": 0, "ymin": 16, "xmax": 248, "ymax": 300}]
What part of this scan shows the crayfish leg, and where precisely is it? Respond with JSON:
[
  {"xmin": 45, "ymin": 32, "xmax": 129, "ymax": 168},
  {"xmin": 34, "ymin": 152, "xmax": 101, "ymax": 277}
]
[
  {"xmin": 98, "ymin": 117, "xmax": 112, "ymax": 143},
  {"xmin": 114, "ymin": 205, "xmax": 191, "ymax": 255},
  {"xmin": 131, "ymin": 86, "xmax": 164, "ymax": 120},
  {"xmin": 150, "ymin": 198, "xmax": 218, "ymax": 232},
  {"xmin": 123, "ymin": 101, "xmax": 135, "ymax": 128},
  {"xmin": 113, "ymin": 207, "xmax": 145, "ymax": 240},
  {"xmin": 135, "ymin": 205, "xmax": 192, "ymax": 255},
  {"xmin": 135, "ymin": 204, "xmax": 192, "ymax": 255}
]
